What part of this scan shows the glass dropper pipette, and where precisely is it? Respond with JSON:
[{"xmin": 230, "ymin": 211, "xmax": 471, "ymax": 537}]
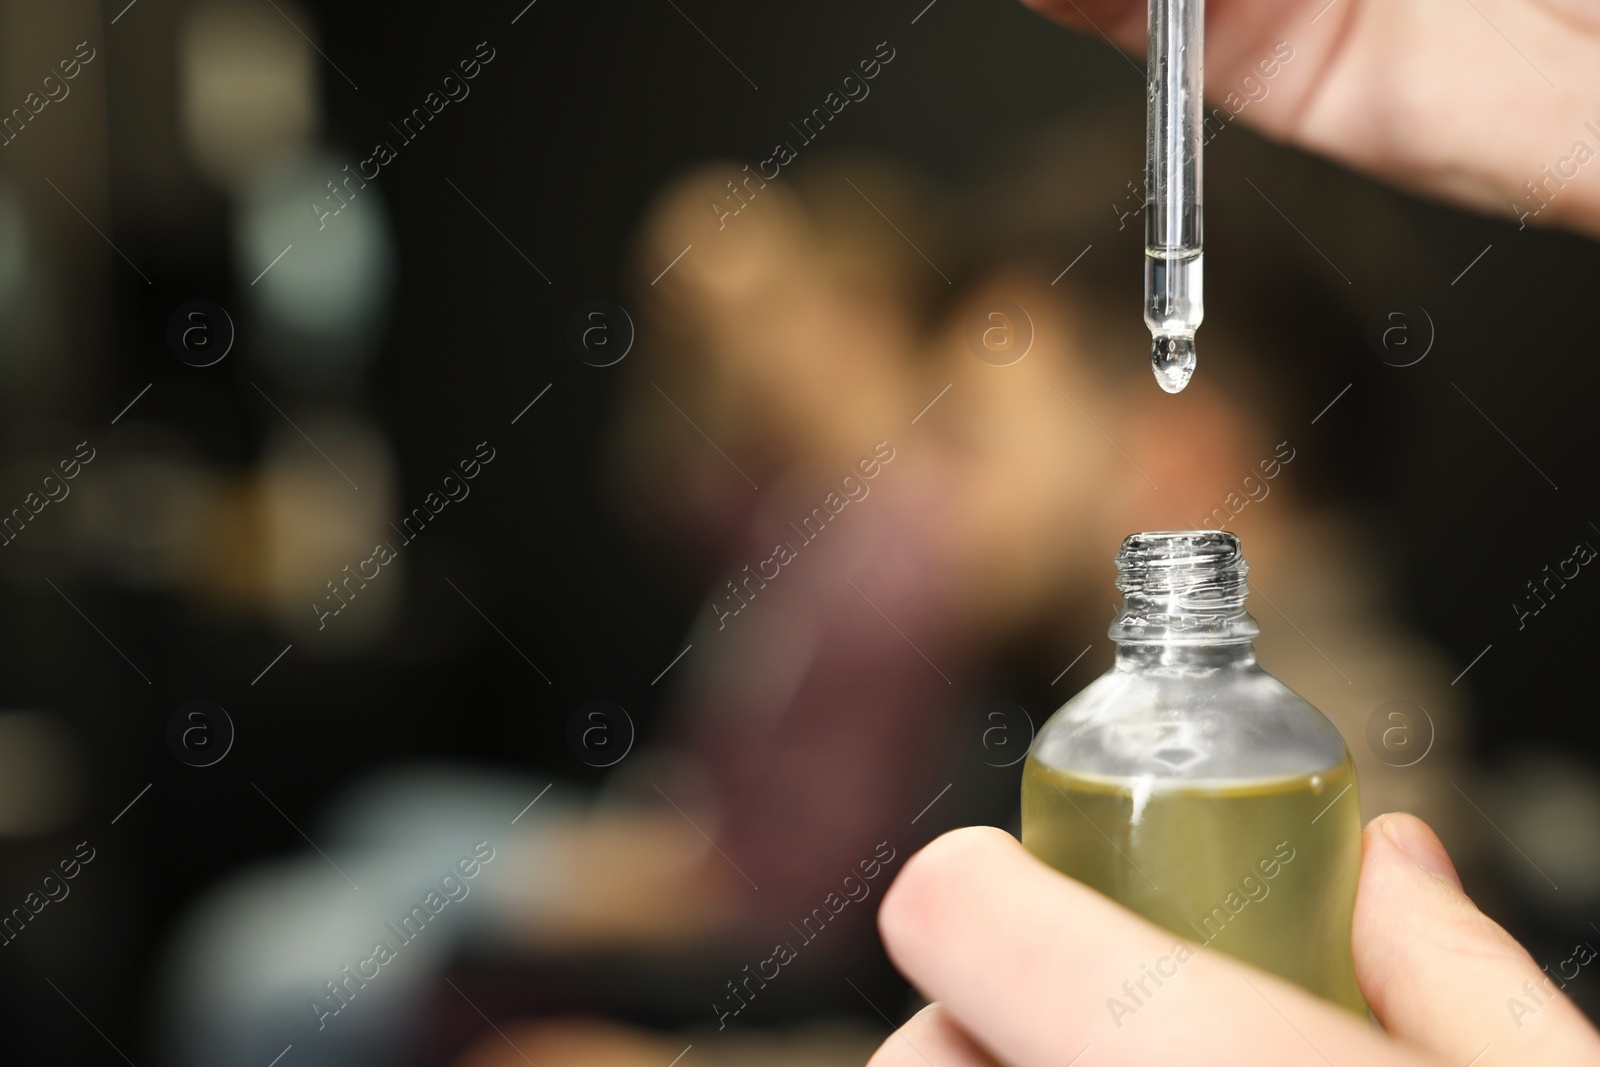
[{"xmin": 1145, "ymin": 0, "xmax": 1203, "ymax": 393}]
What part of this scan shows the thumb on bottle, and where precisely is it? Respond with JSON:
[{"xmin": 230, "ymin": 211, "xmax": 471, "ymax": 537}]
[{"xmin": 1354, "ymin": 813, "xmax": 1600, "ymax": 1066}]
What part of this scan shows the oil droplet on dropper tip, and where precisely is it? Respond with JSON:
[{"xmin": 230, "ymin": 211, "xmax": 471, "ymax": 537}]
[{"xmin": 1151, "ymin": 335, "xmax": 1196, "ymax": 394}]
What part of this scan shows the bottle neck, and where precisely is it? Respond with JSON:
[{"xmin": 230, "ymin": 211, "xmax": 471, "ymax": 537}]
[
  {"xmin": 1113, "ymin": 640, "xmax": 1257, "ymax": 671},
  {"xmin": 1107, "ymin": 529, "xmax": 1260, "ymax": 648}
]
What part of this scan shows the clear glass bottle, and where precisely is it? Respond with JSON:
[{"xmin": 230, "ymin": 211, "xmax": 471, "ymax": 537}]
[{"xmin": 1022, "ymin": 531, "xmax": 1366, "ymax": 1015}]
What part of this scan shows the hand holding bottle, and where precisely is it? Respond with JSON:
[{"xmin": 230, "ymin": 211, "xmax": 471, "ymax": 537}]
[
  {"xmin": 1020, "ymin": 0, "xmax": 1600, "ymax": 238},
  {"xmin": 868, "ymin": 818, "xmax": 1600, "ymax": 1066}
]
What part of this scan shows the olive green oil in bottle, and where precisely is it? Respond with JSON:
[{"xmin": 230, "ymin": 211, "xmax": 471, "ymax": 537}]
[{"xmin": 1022, "ymin": 532, "xmax": 1366, "ymax": 1014}]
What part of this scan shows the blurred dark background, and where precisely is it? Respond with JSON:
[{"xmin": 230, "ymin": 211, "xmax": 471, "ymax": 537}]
[{"xmin": 0, "ymin": 0, "xmax": 1597, "ymax": 1063}]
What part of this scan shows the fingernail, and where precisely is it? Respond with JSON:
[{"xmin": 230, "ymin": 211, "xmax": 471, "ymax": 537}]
[{"xmin": 1380, "ymin": 814, "xmax": 1463, "ymax": 890}]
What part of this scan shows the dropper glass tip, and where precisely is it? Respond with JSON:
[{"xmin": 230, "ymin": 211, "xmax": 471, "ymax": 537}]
[{"xmin": 1151, "ymin": 335, "xmax": 1196, "ymax": 394}]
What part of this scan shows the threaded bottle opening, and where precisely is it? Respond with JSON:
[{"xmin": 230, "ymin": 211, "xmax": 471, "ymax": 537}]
[{"xmin": 1110, "ymin": 530, "xmax": 1258, "ymax": 643}]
